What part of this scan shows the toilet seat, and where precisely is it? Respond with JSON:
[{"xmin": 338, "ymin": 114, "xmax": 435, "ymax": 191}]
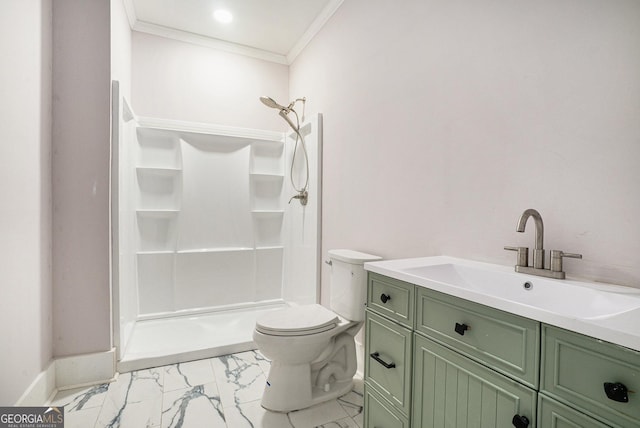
[{"xmin": 255, "ymin": 304, "xmax": 339, "ymax": 336}]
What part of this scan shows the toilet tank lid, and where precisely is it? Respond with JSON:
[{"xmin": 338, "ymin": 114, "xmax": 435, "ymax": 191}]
[{"xmin": 328, "ymin": 249, "xmax": 382, "ymax": 264}]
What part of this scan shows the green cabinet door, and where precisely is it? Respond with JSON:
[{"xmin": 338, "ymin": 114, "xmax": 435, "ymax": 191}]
[
  {"xmin": 538, "ymin": 394, "xmax": 611, "ymax": 428},
  {"xmin": 365, "ymin": 310, "xmax": 413, "ymax": 416},
  {"xmin": 413, "ymin": 333, "xmax": 537, "ymax": 428},
  {"xmin": 541, "ymin": 325, "xmax": 640, "ymax": 427},
  {"xmin": 364, "ymin": 384, "xmax": 410, "ymax": 428}
]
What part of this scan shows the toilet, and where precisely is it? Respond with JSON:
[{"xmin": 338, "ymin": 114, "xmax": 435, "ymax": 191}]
[{"xmin": 253, "ymin": 249, "xmax": 381, "ymax": 412}]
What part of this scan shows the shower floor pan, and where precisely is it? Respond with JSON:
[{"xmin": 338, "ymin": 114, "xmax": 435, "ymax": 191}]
[{"xmin": 118, "ymin": 303, "xmax": 287, "ymax": 373}]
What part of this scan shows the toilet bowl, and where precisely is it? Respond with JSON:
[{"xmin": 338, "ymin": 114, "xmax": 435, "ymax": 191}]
[{"xmin": 253, "ymin": 249, "xmax": 381, "ymax": 412}]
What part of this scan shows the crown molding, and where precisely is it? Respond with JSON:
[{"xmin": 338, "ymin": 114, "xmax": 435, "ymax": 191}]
[
  {"xmin": 122, "ymin": 0, "xmax": 137, "ymax": 28},
  {"xmin": 286, "ymin": 0, "xmax": 344, "ymax": 64},
  {"xmin": 120, "ymin": 0, "xmax": 344, "ymax": 65},
  {"xmin": 132, "ymin": 21, "xmax": 289, "ymax": 65}
]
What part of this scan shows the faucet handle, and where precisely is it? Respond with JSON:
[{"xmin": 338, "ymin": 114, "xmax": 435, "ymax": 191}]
[
  {"xmin": 504, "ymin": 246, "xmax": 529, "ymax": 267},
  {"xmin": 550, "ymin": 250, "xmax": 582, "ymax": 273}
]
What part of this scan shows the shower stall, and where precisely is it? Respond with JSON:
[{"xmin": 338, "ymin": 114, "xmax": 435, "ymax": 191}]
[{"xmin": 110, "ymin": 82, "xmax": 322, "ymax": 372}]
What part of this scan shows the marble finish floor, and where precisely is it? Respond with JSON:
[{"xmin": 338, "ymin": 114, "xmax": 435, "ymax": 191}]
[{"xmin": 48, "ymin": 350, "xmax": 364, "ymax": 428}]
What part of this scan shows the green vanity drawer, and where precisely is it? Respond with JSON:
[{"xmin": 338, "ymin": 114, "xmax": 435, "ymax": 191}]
[
  {"xmin": 365, "ymin": 310, "xmax": 412, "ymax": 417},
  {"xmin": 364, "ymin": 384, "xmax": 410, "ymax": 428},
  {"xmin": 538, "ymin": 394, "xmax": 611, "ymax": 428},
  {"xmin": 367, "ymin": 273, "xmax": 415, "ymax": 328},
  {"xmin": 415, "ymin": 287, "xmax": 540, "ymax": 388},
  {"xmin": 413, "ymin": 333, "xmax": 537, "ymax": 428},
  {"xmin": 541, "ymin": 325, "xmax": 640, "ymax": 427}
]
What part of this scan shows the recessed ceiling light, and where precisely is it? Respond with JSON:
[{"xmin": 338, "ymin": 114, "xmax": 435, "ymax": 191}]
[{"xmin": 213, "ymin": 9, "xmax": 233, "ymax": 24}]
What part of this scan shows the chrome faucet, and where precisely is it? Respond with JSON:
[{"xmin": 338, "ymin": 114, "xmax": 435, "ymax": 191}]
[{"xmin": 505, "ymin": 208, "xmax": 582, "ymax": 279}]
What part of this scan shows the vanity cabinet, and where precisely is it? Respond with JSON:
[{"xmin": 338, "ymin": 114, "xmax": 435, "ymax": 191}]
[{"xmin": 363, "ymin": 272, "xmax": 640, "ymax": 428}]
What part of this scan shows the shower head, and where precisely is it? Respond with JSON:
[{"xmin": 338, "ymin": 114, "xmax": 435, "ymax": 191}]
[{"xmin": 260, "ymin": 96, "xmax": 288, "ymax": 111}]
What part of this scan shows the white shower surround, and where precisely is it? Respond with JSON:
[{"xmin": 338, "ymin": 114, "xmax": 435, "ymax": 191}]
[{"xmin": 112, "ymin": 85, "xmax": 321, "ymax": 371}]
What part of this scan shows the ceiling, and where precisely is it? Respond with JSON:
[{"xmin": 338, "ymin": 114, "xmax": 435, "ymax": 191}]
[{"xmin": 125, "ymin": 0, "xmax": 343, "ymax": 64}]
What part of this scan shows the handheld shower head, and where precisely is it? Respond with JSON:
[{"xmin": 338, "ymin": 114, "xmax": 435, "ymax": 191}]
[
  {"xmin": 259, "ymin": 95, "xmax": 310, "ymax": 203},
  {"xmin": 259, "ymin": 96, "xmax": 287, "ymax": 111}
]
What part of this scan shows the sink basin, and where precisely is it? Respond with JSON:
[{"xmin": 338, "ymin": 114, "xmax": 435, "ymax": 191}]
[
  {"xmin": 401, "ymin": 263, "xmax": 640, "ymax": 320},
  {"xmin": 364, "ymin": 256, "xmax": 640, "ymax": 351}
]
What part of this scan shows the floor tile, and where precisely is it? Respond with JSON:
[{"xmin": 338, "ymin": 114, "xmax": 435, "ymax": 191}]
[
  {"xmin": 161, "ymin": 382, "xmax": 225, "ymax": 428},
  {"xmin": 314, "ymin": 417, "xmax": 359, "ymax": 428},
  {"xmin": 163, "ymin": 359, "xmax": 216, "ymax": 393},
  {"xmin": 288, "ymin": 400, "xmax": 349, "ymax": 428},
  {"xmin": 96, "ymin": 369, "xmax": 164, "ymax": 427},
  {"xmin": 96, "ymin": 392, "xmax": 162, "ymax": 427},
  {"xmin": 253, "ymin": 350, "xmax": 271, "ymax": 375},
  {"xmin": 42, "ymin": 350, "xmax": 364, "ymax": 428},
  {"xmin": 50, "ymin": 383, "xmax": 109, "ymax": 411},
  {"xmin": 224, "ymin": 399, "xmax": 293, "ymax": 428},
  {"xmin": 62, "ymin": 406, "xmax": 102, "ymax": 428},
  {"xmin": 337, "ymin": 390, "xmax": 363, "ymax": 419},
  {"xmin": 211, "ymin": 351, "xmax": 267, "ymax": 408}
]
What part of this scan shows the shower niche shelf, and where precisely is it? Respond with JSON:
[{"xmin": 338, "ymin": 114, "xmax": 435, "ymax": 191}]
[
  {"xmin": 177, "ymin": 247, "xmax": 254, "ymax": 254},
  {"xmin": 136, "ymin": 250, "xmax": 175, "ymax": 255},
  {"xmin": 136, "ymin": 128, "xmax": 182, "ymax": 170},
  {"xmin": 136, "ymin": 166, "xmax": 181, "ymax": 174},
  {"xmin": 250, "ymin": 140, "xmax": 284, "ymax": 214},
  {"xmin": 251, "ymin": 210, "xmax": 285, "ymax": 216},
  {"xmin": 254, "ymin": 214, "xmax": 284, "ymax": 248},
  {"xmin": 136, "ymin": 167, "xmax": 182, "ymax": 210},
  {"xmin": 250, "ymin": 140, "xmax": 284, "ymax": 177},
  {"xmin": 250, "ymin": 173, "xmax": 284, "ymax": 212},
  {"xmin": 249, "ymin": 172, "xmax": 284, "ymax": 178}
]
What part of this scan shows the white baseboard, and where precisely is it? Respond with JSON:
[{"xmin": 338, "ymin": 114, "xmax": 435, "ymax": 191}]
[
  {"xmin": 15, "ymin": 360, "xmax": 57, "ymax": 406},
  {"xmin": 55, "ymin": 348, "xmax": 116, "ymax": 390},
  {"xmin": 16, "ymin": 348, "xmax": 117, "ymax": 405}
]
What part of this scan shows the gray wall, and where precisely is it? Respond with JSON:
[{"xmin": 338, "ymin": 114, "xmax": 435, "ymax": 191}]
[{"xmin": 52, "ymin": 0, "xmax": 111, "ymax": 357}]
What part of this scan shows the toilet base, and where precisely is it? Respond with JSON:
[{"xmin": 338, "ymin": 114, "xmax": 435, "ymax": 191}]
[{"xmin": 260, "ymin": 361, "xmax": 354, "ymax": 412}]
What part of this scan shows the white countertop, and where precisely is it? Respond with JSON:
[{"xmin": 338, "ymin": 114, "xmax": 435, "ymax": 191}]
[{"xmin": 365, "ymin": 256, "xmax": 640, "ymax": 352}]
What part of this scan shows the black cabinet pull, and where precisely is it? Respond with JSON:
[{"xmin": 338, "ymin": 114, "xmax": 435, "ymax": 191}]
[
  {"xmin": 370, "ymin": 352, "xmax": 396, "ymax": 369},
  {"xmin": 512, "ymin": 415, "xmax": 529, "ymax": 428},
  {"xmin": 380, "ymin": 293, "xmax": 391, "ymax": 304},
  {"xmin": 455, "ymin": 322, "xmax": 469, "ymax": 336},
  {"xmin": 604, "ymin": 382, "xmax": 629, "ymax": 403}
]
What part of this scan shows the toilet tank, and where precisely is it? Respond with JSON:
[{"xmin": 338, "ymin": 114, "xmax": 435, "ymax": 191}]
[{"xmin": 329, "ymin": 249, "xmax": 382, "ymax": 322}]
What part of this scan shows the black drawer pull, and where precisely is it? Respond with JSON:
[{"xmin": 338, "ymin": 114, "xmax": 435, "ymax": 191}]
[
  {"xmin": 512, "ymin": 414, "xmax": 529, "ymax": 428},
  {"xmin": 455, "ymin": 322, "xmax": 469, "ymax": 336},
  {"xmin": 380, "ymin": 293, "xmax": 391, "ymax": 304},
  {"xmin": 604, "ymin": 382, "xmax": 629, "ymax": 403},
  {"xmin": 370, "ymin": 352, "xmax": 396, "ymax": 369}
]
